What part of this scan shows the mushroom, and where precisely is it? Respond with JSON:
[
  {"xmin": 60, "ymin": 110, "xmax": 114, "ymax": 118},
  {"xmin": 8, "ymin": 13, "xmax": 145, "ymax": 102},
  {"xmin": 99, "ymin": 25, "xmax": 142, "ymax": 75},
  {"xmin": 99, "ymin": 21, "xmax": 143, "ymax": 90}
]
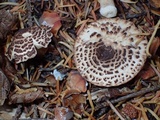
[
  {"xmin": 98, "ymin": 0, "xmax": 117, "ymax": 18},
  {"xmin": 74, "ymin": 18, "xmax": 148, "ymax": 87},
  {"xmin": 5, "ymin": 25, "xmax": 53, "ymax": 63}
]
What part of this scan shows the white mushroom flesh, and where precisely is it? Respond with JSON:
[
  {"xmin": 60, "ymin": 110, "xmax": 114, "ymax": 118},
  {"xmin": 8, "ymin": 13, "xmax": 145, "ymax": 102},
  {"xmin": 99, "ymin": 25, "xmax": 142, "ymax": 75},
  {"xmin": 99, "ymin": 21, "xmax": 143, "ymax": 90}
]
[
  {"xmin": 98, "ymin": 0, "xmax": 117, "ymax": 18},
  {"xmin": 5, "ymin": 25, "xmax": 53, "ymax": 63},
  {"xmin": 74, "ymin": 18, "xmax": 148, "ymax": 87}
]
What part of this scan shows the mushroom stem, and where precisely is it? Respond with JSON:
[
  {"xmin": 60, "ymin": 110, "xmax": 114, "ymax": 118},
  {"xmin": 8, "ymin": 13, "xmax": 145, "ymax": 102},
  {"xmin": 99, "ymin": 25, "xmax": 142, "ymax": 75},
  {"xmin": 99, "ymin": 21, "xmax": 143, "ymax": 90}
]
[{"xmin": 98, "ymin": 0, "xmax": 117, "ymax": 18}]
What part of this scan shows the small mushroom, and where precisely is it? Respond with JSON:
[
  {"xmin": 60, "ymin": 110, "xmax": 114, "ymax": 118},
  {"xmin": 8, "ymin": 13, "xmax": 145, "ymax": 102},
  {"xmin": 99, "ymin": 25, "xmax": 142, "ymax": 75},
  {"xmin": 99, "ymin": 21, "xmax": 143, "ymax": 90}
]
[
  {"xmin": 74, "ymin": 18, "xmax": 148, "ymax": 87},
  {"xmin": 5, "ymin": 25, "xmax": 53, "ymax": 63},
  {"xmin": 98, "ymin": 0, "xmax": 117, "ymax": 18}
]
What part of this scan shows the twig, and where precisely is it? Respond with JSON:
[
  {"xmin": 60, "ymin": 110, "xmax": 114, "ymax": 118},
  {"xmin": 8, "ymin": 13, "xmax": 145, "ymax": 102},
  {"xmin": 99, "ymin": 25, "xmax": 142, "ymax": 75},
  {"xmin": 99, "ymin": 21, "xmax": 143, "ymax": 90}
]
[
  {"xmin": 146, "ymin": 107, "xmax": 160, "ymax": 120},
  {"xmin": 107, "ymin": 100, "xmax": 125, "ymax": 120},
  {"xmin": 58, "ymin": 41, "xmax": 74, "ymax": 51},
  {"xmin": 37, "ymin": 106, "xmax": 54, "ymax": 116},
  {"xmin": 87, "ymin": 90, "xmax": 95, "ymax": 116},
  {"xmin": 120, "ymin": 0, "xmax": 138, "ymax": 4},
  {"xmin": 26, "ymin": 0, "xmax": 33, "ymax": 27},
  {"xmin": 146, "ymin": 20, "xmax": 160, "ymax": 57},
  {"xmin": 19, "ymin": 12, "xmax": 24, "ymax": 29},
  {"xmin": 0, "ymin": 2, "xmax": 19, "ymax": 6},
  {"xmin": 95, "ymin": 84, "xmax": 160, "ymax": 111},
  {"xmin": 150, "ymin": 62, "xmax": 160, "ymax": 79},
  {"xmin": 12, "ymin": 105, "xmax": 23, "ymax": 120}
]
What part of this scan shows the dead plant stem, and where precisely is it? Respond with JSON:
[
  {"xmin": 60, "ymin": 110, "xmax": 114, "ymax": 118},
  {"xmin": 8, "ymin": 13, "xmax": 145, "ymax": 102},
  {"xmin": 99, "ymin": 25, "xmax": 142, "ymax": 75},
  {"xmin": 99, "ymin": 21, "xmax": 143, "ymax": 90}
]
[
  {"xmin": 107, "ymin": 100, "xmax": 125, "ymax": 120},
  {"xmin": 95, "ymin": 84, "xmax": 160, "ymax": 111}
]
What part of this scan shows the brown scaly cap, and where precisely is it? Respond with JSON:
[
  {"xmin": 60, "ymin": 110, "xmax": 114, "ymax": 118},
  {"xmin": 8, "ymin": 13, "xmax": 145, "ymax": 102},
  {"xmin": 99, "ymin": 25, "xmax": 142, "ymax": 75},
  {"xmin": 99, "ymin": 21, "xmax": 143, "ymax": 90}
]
[
  {"xmin": 5, "ymin": 25, "xmax": 53, "ymax": 64},
  {"xmin": 74, "ymin": 18, "xmax": 148, "ymax": 87}
]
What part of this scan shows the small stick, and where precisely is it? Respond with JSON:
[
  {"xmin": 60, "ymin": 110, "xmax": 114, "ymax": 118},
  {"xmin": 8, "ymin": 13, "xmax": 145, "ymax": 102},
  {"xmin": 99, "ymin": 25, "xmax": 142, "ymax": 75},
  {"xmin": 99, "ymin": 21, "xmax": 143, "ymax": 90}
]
[
  {"xmin": 26, "ymin": 0, "xmax": 32, "ymax": 27},
  {"xmin": 19, "ymin": 12, "xmax": 24, "ymax": 29},
  {"xmin": 107, "ymin": 100, "xmax": 125, "ymax": 120},
  {"xmin": 87, "ymin": 90, "xmax": 95, "ymax": 116},
  {"xmin": 150, "ymin": 62, "xmax": 160, "ymax": 79},
  {"xmin": 95, "ymin": 84, "xmax": 160, "ymax": 111},
  {"xmin": 26, "ymin": 68, "xmax": 29, "ymax": 81},
  {"xmin": 120, "ymin": 0, "xmax": 138, "ymax": 3},
  {"xmin": 0, "ymin": 2, "xmax": 19, "ymax": 6},
  {"xmin": 37, "ymin": 106, "xmax": 54, "ymax": 116},
  {"xmin": 146, "ymin": 20, "xmax": 160, "ymax": 57},
  {"xmin": 146, "ymin": 108, "xmax": 160, "ymax": 120}
]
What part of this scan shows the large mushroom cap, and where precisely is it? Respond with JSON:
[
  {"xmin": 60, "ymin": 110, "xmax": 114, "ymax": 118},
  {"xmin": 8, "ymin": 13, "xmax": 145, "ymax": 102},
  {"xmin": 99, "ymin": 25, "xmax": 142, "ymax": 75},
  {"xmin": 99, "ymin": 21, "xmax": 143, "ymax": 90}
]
[
  {"xmin": 5, "ymin": 25, "xmax": 53, "ymax": 63},
  {"xmin": 74, "ymin": 18, "xmax": 148, "ymax": 87}
]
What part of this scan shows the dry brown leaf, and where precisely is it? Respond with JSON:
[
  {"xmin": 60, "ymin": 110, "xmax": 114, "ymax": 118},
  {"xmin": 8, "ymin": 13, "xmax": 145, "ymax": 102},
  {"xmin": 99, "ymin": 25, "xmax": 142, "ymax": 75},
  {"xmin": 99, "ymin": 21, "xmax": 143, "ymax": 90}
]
[
  {"xmin": 9, "ymin": 89, "xmax": 44, "ymax": 104},
  {"xmin": 151, "ymin": 9, "xmax": 160, "ymax": 16},
  {"xmin": 0, "ymin": 111, "xmax": 12, "ymax": 120},
  {"xmin": 61, "ymin": 89, "xmax": 80, "ymax": 99},
  {"xmin": 149, "ymin": 37, "xmax": 160, "ymax": 55},
  {"xmin": 67, "ymin": 70, "xmax": 87, "ymax": 93},
  {"xmin": 0, "ymin": 69, "xmax": 10, "ymax": 106},
  {"xmin": 39, "ymin": 10, "xmax": 62, "ymax": 36},
  {"xmin": 45, "ymin": 74, "xmax": 57, "ymax": 85},
  {"xmin": 0, "ymin": 9, "xmax": 17, "ymax": 41},
  {"xmin": 137, "ymin": 63, "xmax": 156, "ymax": 80},
  {"xmin": 122, "ymin": 103, "xmax": 138, "ymax": 119},
  {"xmin": 54, "ymin": 106, "xmax": 73, "ymax": 120},
  {"xmin": 149, "ymin": 0, "xmax": 160, "ymax": 8},
  {"xmin": 62, "ymin": 92, "xmax": 86, "ymax": 114}
]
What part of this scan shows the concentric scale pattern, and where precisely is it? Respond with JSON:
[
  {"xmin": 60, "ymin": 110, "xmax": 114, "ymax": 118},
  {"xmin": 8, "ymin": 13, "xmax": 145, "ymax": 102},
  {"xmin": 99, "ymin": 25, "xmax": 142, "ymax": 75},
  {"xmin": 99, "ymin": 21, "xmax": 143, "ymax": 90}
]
[
  {"xmin": 74, "ymin": 18, "xmax": 148, "ymax": 87},
  {"xmin": 5, "ymin": 25, "xmax": 53, "ymax": 63}
]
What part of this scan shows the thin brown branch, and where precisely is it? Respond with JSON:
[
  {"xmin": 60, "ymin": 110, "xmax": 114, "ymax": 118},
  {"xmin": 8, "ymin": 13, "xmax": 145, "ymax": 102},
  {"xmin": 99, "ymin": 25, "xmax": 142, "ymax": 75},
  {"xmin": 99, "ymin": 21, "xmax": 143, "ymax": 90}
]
[{"xmin": 95, "ymin": 84, "xmax": 160, "ymax": 111}]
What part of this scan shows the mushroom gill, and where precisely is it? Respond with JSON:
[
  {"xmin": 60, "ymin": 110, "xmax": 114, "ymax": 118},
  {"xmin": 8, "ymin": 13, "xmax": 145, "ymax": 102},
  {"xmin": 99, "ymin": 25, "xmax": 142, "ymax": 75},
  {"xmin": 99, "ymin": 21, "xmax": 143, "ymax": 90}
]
[
  {"xmin": 5, "ymin": 25, "xmax": 53, "ymax": 64},
  {"xmin": 74, "ymin": 18, "xmax": 148, "ymax": 87}
]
